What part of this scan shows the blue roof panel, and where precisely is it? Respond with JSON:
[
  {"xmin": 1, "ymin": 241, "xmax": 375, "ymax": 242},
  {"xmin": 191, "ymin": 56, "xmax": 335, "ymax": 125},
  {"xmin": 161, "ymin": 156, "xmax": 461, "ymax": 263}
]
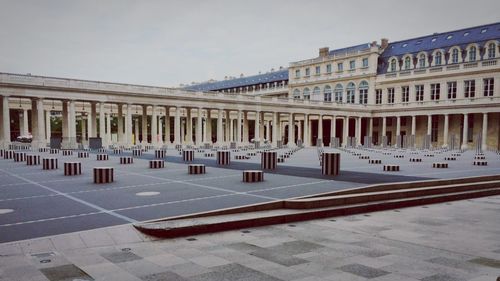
[{"xmin": 328, "ymin": 43, "xmax": 371, "ymax": 56}]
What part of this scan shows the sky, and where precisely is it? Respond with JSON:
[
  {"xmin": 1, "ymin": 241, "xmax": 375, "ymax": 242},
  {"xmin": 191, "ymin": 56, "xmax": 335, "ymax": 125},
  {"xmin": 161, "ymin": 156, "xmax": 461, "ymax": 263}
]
[{"xmin": 0, "ymin": 0, "xmax": 499, "ymax": 88}]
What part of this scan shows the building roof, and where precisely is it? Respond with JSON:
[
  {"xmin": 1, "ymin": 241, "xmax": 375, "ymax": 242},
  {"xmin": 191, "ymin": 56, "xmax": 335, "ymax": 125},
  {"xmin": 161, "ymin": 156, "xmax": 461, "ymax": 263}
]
[
  {"xmin": 184, "ymin": 69, "xmax": 288, "ymax": 92},
  {"xmin": 380, "ymin": 22, "xmax": 500, "ymax": 59},
  {"xmin": 328, "ymin": 43, "xmax": 372, "ymax": 56}
]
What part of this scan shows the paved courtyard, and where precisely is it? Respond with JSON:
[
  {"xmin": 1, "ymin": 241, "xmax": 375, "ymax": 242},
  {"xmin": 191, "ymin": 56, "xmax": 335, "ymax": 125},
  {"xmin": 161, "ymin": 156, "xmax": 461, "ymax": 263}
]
[{"xmin": 0, "ymin": 147, "xmax": 499, "ymax": 244}]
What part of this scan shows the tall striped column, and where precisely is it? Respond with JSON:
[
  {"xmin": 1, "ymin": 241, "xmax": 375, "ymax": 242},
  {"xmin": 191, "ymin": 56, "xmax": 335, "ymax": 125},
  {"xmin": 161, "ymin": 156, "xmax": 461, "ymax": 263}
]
[{"xmin": 321, "ymin": 152, "xmax": 340, "ymax": 176}]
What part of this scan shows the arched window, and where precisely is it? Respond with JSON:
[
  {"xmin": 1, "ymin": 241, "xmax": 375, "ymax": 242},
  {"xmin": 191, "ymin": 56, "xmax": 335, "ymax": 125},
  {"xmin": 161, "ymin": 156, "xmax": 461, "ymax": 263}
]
[
  {"xmin": 404, "ymin": 56, "xmax": 411, "ymax": 70},
  {"xmin": 451, "ymin": 48, "xmax": 459, "ymax": 63},
  {"xmin": 358, "ymin": 81, "xmax": 368, "ymax": 104},
  {"xmin": 346, "ymin": 82, "xmax": 355, "ymax": 104},
  {"xmin": 390, "ymin": 59, "xmax": 397, "ymax": 72},
  {"xmin": 323, "ymin": 85, "xmax": 332, "ymax": 102},
  {"xmin": 435, "ymin": 51, "xmax": 442, "ymax": 65},
  {"xmin": 303, "ymin": 88, "xmax": 310, "ymax": 100},
  {"xmin": 293, "ymin": 89, "xmax": 300, "ymax": 99},
  {"xmin": 419, "ymin": 54, "xmax": 426, "ymax": 68},
  {"xmin": 334, "ymin": 84, "xmax": 343, "ymax": 103},
  {"xmin": 312, "ymin": 87, "xmax": 320, "ymax": 100},
  {"xmin": 469, "ymin": 46, "xmax": 476, "ymax": 62},
  {"xmin": 488, "ymin": 43, "xmax": 496, "ymax": 59}
]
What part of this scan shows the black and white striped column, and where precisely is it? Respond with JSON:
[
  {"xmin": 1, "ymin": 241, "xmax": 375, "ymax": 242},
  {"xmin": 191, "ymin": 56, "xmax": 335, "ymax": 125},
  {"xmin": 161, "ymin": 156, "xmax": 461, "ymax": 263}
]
[
  {"xmin": 3, "ymin": 150, "xmax": 14, "ymax": 159},
  {"xmin": 216, "ymin": 150, "xmax": 230, "ymax": 165},
  {"xmin": 62, "ymin": 150, "xmax": 73, "ymax": 156},
  {"xmin": 96, "ymin": 154, "xmax": 109, "ymax": 161},
  {"xmin": 188, "ymin": 164, "xmax": 206, "ymax": 174},
  {"xmin": 432, "ymin": 163, "xmax": 448, "ymax": 168},
  {"xmin": 383, "ymin": 165, "xmax": 400, "ymax": 171},
  {"xmin": 132, "ymin": 149, "xmax": 143, "ymax": 157},
  {"xmin": 321, "ymin": 152, "xmax": 340, "ymax": 176},
  {"xmin": 64, "ymin": 162, "xmax": 82, "ymax": 176},
  {"xmin": 49, "ymin": 149, "xmax": 59, "ymax": 154},
  {"xmin": 243, "ymin": 170, "xmax": 264, "ymax": 182},
  {"xmin": 120, "ymin": 156, "xmax": 133, "ymax": 164},
  {"xmin": 78, "ymin": 151, "xmax": 89, "ymax": 158},
  {"xmin": 261, "ymin": 151, "xmax": 277, "ymax": 170},
  {"xmin": 94, "ymin": 167, "xmax": 113, "ymax": 183},
  {"xmin": 26, "ymin": 155, "xmax": 40, "ymax": 165},
  {"xmin": 38, "ymin": 148, "xmax": 49, "ymax": 153},
  {"xmin": 113, "ymin": 149, "xmax": 123, "ymax": 154},
  {"xmin": 149, "ymin": 160, "xmax": 165, "ymax": 169},
  {"xmin": 155, "ymin": 149, "xmax": 166, "ymax": 159},
  {"xmin": 42, "ymin": 158, "xmax": 58, "ymax": 170},
  {"xmin": 14, "ymin": 152, "xmax": 26, "ymax": 162},
  {"xmin": 182, "ymin": 150, "xmax": 194, "ymax": 162}
]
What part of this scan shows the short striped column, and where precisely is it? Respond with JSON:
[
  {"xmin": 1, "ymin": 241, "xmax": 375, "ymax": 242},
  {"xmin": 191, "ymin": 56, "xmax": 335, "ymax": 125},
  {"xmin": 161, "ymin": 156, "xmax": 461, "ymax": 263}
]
[
  {"xmin": 444, "ymin": 157, "xmax": 456, "ymax": 161},
  {"xmin": 49, "ymin": 149, "xmax": 59, "ymax": 154},
  {"xmin": 277, "ymin": 157, "xmax": 285, "ymax": 163},
  {"xmin": 3, "ymin": 150, "xmax": 14, "ymax": 159},
  {"xmin": 120, "ymin": 156, "xmax": 133, "ymax": 164},
  {"xmin": 96, "ymin": 154, "xmax": 109, "ymax": 161},
  {"xmin": 409, "ymin": 158, "xmax": 422, "ymax": 162},
  {"xmin": 64, "ymin": 162, "xmax": 82, "ymax": 176},
  {"xmin": 26, "ymin": 155, "xmax": 40, "ymax": 165},
  {"xmin": 474, "ymin": 155, "xmax": 486, "ymax": 160},
  {"xmin": 62, "ymin": 150, "xmax": 73, "ymax": 156},
  {"xmin": 42, "ymin": 158, "xmax": 58, "ymax": 170},
  {"xmin": 14, "ymin": 152, "xmax": 27, "ymax": 162},
  {"xmin": 188, "ymin": 164, "xmax": 206, "ymax": 174},
  {"xmin": 216, "ymin": 150, "xmax": 231, "ymax": 165},
  {"xmin": 204, "ymin": 152, "xmax": 214, "ymax": 157},
  {"xmin": 182, "ymin": 150, "xmax": 195, "ymax": 162},
  {"xmin": 394, "ymin": 155, "xmax": 404, "ymax": 158},
  {"xmin": 424, "ymin": 154, "xmax": 434, "ymax": 157},
  {"xmin": 113, "ymin": 149, "xmax": 123, "ymax": 154},
  {"xmin": 473, "ymin": 161, "xmax": 487, "ymax": 166},
  {"xmin": 432, "ymin": 163, "xmax": 448, "ymax": 168},
  {"xmin": 149, "ymin": 160, "xmax": 164, "ymax": 169},
  {"xmin": 132, "ymin": 149, "xmax": 143, "ymax": 157},
  {"xmin": 243, "ymin": 170, "xmax": 264, "ymax": 182},
  {"xmin": 383, "ymin": 165, "xmax": 400, "ymax": 171},
  {"xmin": 261, "ymin": 151, "xmax": 277, "ymax": 170},
  {"xmin": 321, "ymin": 152, "xmax": 340, "ymax": 176},
  {"xmin": 369, "ymin": 159, "xmax": 381, "ymax": 164},
  {"xmin": 94, "ymin": 167, "xmax": 113, "ymax": 183},
  {"xmin": 175, "ymin": 144, "xmax": 183, "ymax": 151},
  {"xmin": 235, "ymin": 155, "xmax": 248, "ymax": 160},
  {"xmin": 0, "ymin": 149, "xmax": 3, "ymax": 157},
  {"xmin": 97, "ymin": 148, "xmax": 107, "ymax": 153},
  {"xmin": 78, "ymin": 151, "xmax": 89, "ymax": 158},
  {"xmin": 155, "ymin": 149, "xmax": 166, "ymax": 159},
  {"xmin": 359, "ymin": 155, "xmax": 370, "ymax": 159},
  {"xmin": 38, "ymin": 148, "xmax": 49, "ymax": 153},
  {"xmin": 247, "ymin": 152, "xmax": 256, "ymax": 157}
]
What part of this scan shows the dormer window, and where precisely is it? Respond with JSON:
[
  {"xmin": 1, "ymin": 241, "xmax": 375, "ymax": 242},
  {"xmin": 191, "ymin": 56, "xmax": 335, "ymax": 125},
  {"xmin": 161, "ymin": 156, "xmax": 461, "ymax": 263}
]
[
  {"xmin": 487, "ymin": 43, "xmax": 496, "ymax": 59},
  {"xmin": 402, "ymin": 43, "xmax": 408, "ymax": 47},
  {"xmin": 469, "ymin": 46, "xmax": 477, "ymax": 62},
  {"xmin": 435, "ymin": 51, "xmax": 442, "ymax": 66},
  {"xmin": 464, "ymin": 32, "xmax": 470, "ymax": 36},
  {"xmin": 451, "ymin": 48, "xmax": 459, "ymax": 63},
  {"xmin": 390, "ymin": 59, "xmax": 397, "ymax": 72},
  {"xmin": 446, "ymin": 35, "xmax": 453, "ymax": 40},
  {"xmin": 481, "ymin": 28, "xmax": 487, "ymax": 33},
  {"xmin": 404, "ymin": 56, "xmax": 411, "ymax": 70},
  {"xmin": 431, "ymin": 38, "xmax": 437, "ymax": 43},
  {"xmin": 419, "ymin": 54, "xmax": 426, "ymax": 68},
  {"xmin": 305, "ymin": 68, "xmax": 310, "ymax": 76}
]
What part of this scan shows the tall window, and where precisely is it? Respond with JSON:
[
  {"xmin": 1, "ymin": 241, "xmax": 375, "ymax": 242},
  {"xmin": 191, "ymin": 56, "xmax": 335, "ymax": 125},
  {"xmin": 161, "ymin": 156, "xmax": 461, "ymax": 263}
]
[
  {"xmin": 346, "ymin": 83, "xmax": 355, "ymax": 103},
  {"xmin": 326, "ymin": 64, "xmax": 332, "ymax": 73},
  {"xmin": 487, "ymin": 43, "xmax": 496, "ymax": 59},
  {"xmin": 468, "ymin": 46, "xmax": 476, "ymax": 62},
  {"xmin": 324, "ymin": 85, "xmax": 332, "ymax": 101},
  {"xmin": 415, "ymin": 85, "xmax": 424, "ymax": 101},
  {"xmin": 430, "ymin": 83, "xmax": 440, "ymax": 100},
  {"xmin": 295, "ymin": 70, "xmax": 300, "ymax": 78},
  {"xmin": 483, "ymin": 78, "xmax": 494, "ymax": 96},
  {"xmin": 362, "ymin": 58, "xmax": 368, "ymax": 67},
  {"xmin": 359, "ymin": 81, "xmax": 368, "ymax": 104},
  {"xmin": 349, "ymin": 60, "xmax": 355, "ymax": 70},
  {"xmin": 447, "ymin": 81, "xmax": 457, "ymax": 99},
  {"xmin": 312, "ymin": 87, "xmax": 320, "ymax": 100},
  {"xmin": 404, "ymin": 57, "xmax": 411, "ymax": 70},
  {"xmin": 402, "ymin": 86, "xmax": 409, "ymax": 103},
  {"xmin": 387, "ymin": 88, "xmax": 395, "ymax": 104},
  {"xmin": 419, "ymin": 54, "xmax": 426, "ymax": 68},
  {"xmin": 293, "ymin": 89, "xmax": 300, "ymax": 99},
  {"xmin": 303, "ymin": 88, "xmax": 310, "ymax": 100},
  {"xmin": 390, "ymin": 59, "xmax": 397, "ymax": 72},
  {"xmin": 451, "ymin": 48, "xmax": 459, "ymax": 63},
  {"xmin": 375, "ymin": 89, "xmax": 382, "ymax": 104},
  {"xmin": 305, "ymin": 68, "xmax": 310, "ymax": 76},
  {"xmin": 337, "ymin": 63, "xmax": 343, "ymax": 72},
  {"xmin": 315, "ymin": 66, "xmax": 320, "ymax": 75},
  {"xmin": 435, "ymin": 52, "xmax": 442, "ymax": 66},
  {"xmin": 464, "ymin": 80, "xmax": 475, "ymax": 98},
  {"xmin": 334, "ymin": 84, "xmax": 343, "ymax": 103}
]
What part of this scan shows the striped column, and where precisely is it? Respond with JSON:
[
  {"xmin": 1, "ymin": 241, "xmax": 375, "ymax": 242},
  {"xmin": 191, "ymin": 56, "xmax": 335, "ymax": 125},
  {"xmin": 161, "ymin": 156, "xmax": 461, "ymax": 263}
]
[
  {"xmin": 62, "ymin": 150, "xmax": 73, "ymax": 156},
  {"xmin": 182, "ymin": 149, "xmax": 194, "ymax": 162},
  {"xmin": 188, "ymin": 164, "xmax": 206, "ymax": 174},
  {"xmin": 94, "ymin": 167, "xmax": 113, "ymax": 183},
  {"xmin": 26, "ymin": 155, "xmax": 40, "ymax": 165},
  {"xmin": 216, "ymin": 150, "xmax": 230, "ymax": 165},
  {"xmin": 4, "ymin": 150, "xmax": 15, "ymax": 159},
  {"xmin": 78, "ymin": 151, "xmax": 89, "ymax": 158},
  {"xmin": 149, "ymin": 159, "xmax": 165, "ymax": 169},
  {"xmin": 42, "ymin": 158, "xmax": 58, "ymax": 170},
  {"xmin": 14, "ymin": 152, "xmax": 26, "ymax": 162},
  {"xmin": 321, "ymin": 152, "xmax": 340, "ymax": 176},
  {"xmin": 261, "ymin": 151, "xmax": 277, "ymax": 170},
  {"xmin": 64, "ymin": 162, "xmax": 82, "ymax": 176},
  {"xmin": 120, "ymin": 156, "xmax": 133, "ymax": 164},
  {"xmin": 243, "ymin": 170, "xmax": 264, "ymax": 182},
  {"xmin": 96, "ymin": 154, "xmax": 109, "ymax": 161},
  {"xmin": 132, "ymin": 149, "xmax": 143, "ymax": 157},
  {"xmin": 155, "ymin": 149, "xmax": 166, "ymax": 159}
]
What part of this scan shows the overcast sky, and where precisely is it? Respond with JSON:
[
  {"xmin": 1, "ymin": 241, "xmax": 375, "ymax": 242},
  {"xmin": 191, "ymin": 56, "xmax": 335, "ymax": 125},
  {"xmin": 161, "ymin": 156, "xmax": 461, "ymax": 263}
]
[{"xmin": 0, "ymin": 0, "xmax": 499, "ymax": 87}]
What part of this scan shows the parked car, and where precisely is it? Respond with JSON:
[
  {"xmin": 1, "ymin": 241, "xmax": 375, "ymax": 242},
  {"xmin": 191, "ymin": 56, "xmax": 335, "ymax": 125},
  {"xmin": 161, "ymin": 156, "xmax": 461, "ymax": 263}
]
[{"xmin": 16, "ymin": 134, "xmax": 33, "ymax": 143}]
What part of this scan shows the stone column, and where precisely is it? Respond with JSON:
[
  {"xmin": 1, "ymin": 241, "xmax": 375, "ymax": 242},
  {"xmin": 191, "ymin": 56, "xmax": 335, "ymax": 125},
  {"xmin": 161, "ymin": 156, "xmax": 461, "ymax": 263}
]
[
  {"xmin": 396, "ymin": 116, "xmax": 401, "ymax": 147},
  {"xmin": 165, "ymin": 107, "xmax": 170, "ymax": 144},
  {"xmin": 217, "ymin": 109, "xmax": 223, "ymax": 145},
  {"xmin": 22, "ymin": 109, "xmax": 29, "ymax": 136},
  {"xmin": 151, "ymin": 105, "xmax": 157, "ymax": 146},
  {"xmin": 134, "ymin": 118, "xmax": 139, "ymax": 145},
  {"xmin": 45, "ymin": 110, "xmax": 51, "ymax": 144},
  {"xmin": 272, "ymin": 112, "xmax": 278, "ymax": 147},
  {"xmin": 243, "ymin": 111, "xmax": 249, "ymax": 144},
  {"xmin": 34, "ymin": 98, "xmax": 46, "ymax": 148},
  {"xmin": 142, "ymin": 105, "xmax": 148, "ymax": 144},
  {"xmin": 158, "ymin": 116, "xmax": 163, "ymax": 145},
  {"xmin": 461, "ymin": 113, "xmax": 468, "ymax": 150},
  {"xmin": 318, "ymin": 114, "xmax": 323, "ymax": 146},
  {"xmin": 303, "ymin": 114, "xmax": 309, "ymax": 147},
  {"xmin": 126, "ymin": 104, "xmax": 133, "ymax": 147},
  {"xmin": 0, "ymin": 96, "xmax": 11, "ymax": 148},
  {"xmin": 31, "ymin": 100, "xmax": 39, "ymax": 144},
  {"xmin": 99, "ymin": 103, "xmax": 106, "ymax": 147},
  {"xmin": 254, "ymin": 111, "xmax": 260, "ymax": 145},
  {"xmin": 81, "ymin": 116, "xmax": 86, "ymax": 144},
  {"xmin": 443, "ymin": 114, "xmax": 449, "ymax": 148},
  {"xmin": 186, "ymin": 108, "xmax": 193, "ymax": 144},
  {"xmin": 411, "ymin": 115, "xmax": 416, "ymax": 136},
  {"xmin": 266, "ymin": 120, "xmax": 271, "ymax": 141},
  {"xmin": 356, "ymin": 117, "xmax": 362, "ymax": 147},
  {"xmin": 230, "ymin": 113, "xmax": 234, "ymax": 142},
  {"xmin": 382, "ymin": 117, "xmax": 387, "ymax": 138},
  {"xmin": 196, "ymin": 107, "xmax": 203, "ymax": 146},
  {"xmin": 90, "ymin": 102, "xmax": 97, "ymax": 138},
  {"xmin": 331, "ymin": 116, "xmax": 336, "ymax": 140},
  {"xmin": 427, "ymin": 115, "xmax": 432, "ymax": 136},
  {"xmin": 288, "ymin": 113, "xmax": 295, "ymax": 146},
  {"xmin": 296, "ymin": 120, "xmax": 301, "ymax": 142},
  {"xmin": 259, "ymin": 112, "xmax": 265, "ymax": 142},
  {"xmin": 117, "ymin": 104, "xmax": 124, "ymax": 145},
  {"xmin": 225, "ymin": 110, "xmax": 231, "ymax": 143},
  {"xmin": 343, "ymin": 116, "xmax": 349, "ymax": 147},
  {"xmin": 237, "ymin": 110, "xmax": 243, "ymax": 144},
  {"xmin": 205, "ymin": 109, "xmax": 211, "ymax": 144},
  {"xmin": 368, "ymin": 117, "xmax": 373, "ymax": 141},
  {"xmin": 174, "ymin": 106, "xmax": 181, "ymax": 145},
  {"xmin": 106, "ymin": 112, "xmax": 111, "ymax": 146},
  {"xmin": 62, "ymin": 101, "xmax": 69, "ymax": 145},
  {"xmin": 482, "ymin": 113, "xmax": 488, "ymax": 151}
]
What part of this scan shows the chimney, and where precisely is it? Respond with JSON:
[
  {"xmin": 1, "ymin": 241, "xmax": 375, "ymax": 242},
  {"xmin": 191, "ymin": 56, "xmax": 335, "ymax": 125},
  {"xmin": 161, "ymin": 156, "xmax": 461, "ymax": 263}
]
[
  {"xmin": 240, "ymin": 73, "xmax": 244, "ymax": 77},
  {"xmin": 371, "ymin": 41, "xmax": 377, "ymax": 47},
  {"xmin": 319, "ymin": 47, "xmax": 329, "ymax": 57},
  {"xmin": 381, "ymin": 38, "xmax": 389, "ymax": 49}
]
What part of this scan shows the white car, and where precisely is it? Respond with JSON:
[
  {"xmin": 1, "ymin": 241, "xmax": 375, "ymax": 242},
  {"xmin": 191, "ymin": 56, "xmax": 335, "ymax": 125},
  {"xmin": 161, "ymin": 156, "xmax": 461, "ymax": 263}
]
[{"xmin": 16, "ymin": 134, "xmax": 33, "ymax": 143}]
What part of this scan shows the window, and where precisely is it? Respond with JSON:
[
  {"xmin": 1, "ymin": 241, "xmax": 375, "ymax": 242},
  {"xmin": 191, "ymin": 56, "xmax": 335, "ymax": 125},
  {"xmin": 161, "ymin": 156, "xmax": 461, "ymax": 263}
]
[
  {"xmin": 487, "ymin": 43, "xmax": 496, "ymax": 59},
  {"xmin": 451, "ymin": 48, "xmax": 459, "ymax": 64},
  {"xmin": 326, "ymin": 64, "xmax": 332, "ymax": 73},
  {"xmin": 464, "ymin": 80, "xmax": 475, "ymax": 98},
  {"xmin": 305, "ymin": 68, "xmax": 310, "ymax": 76},
  {"xmin": 447, "ymin": 82, "xmax": 457, "ymax": 99},
  {"xmin": 430, "ymin": 83, "xmax": 440, "ymax": 100},
  {"xmin": 312, "ymin": 87, "xmax": 320, "ymax": 99},
  {"xmin": 390, "ymin": 59, "xmax": 397, "ymax": 72},
  {"xmin": 415, "ymin": 85, "xmax": 424, "ymax": 101},
  {"xmin": 324, "ymin": 85, "xmax": 332, "ymax": 101},
  {"xmin": 346, "ymin": 82, "xmax": 355, "ymax": 104},
  {"xmin": 468, "ymin": 46, "xmax": 476, "ymax": 62},
  {"xmin": 435, "ymin": 51, "xmax": 442, "ymax": 66},
  {"xmin": 295, "ymin": 70, "xmax": 300, "ymax": 78},
  {"xmin": 402, "ymin": 86, "xmax": 409, "ymax": 103},
  {"xmin": 483, "ymin": 78, "xmax": 494, "ymax": 97},
  {"xmin": 375, "ymin": 89, "xmax": 382, "ymax": 104},
  {"xmin": 387, "ymin": 88, "xmax": 395, "ymax": 104},
  {"xmin": 303, "ymin": 88, "xmax": 310, "ymax": 100},
  {"xmin": 337, "ymin": 63, "xmax": 343, "ymax": 72},
  {"xmin": 446, "ymin": 35, "xmax": 453, "ymax": 40},
  {"xmin": 419, "ymin": 54, "xmax": 426, "ymax": 68},
  {"xmin": 293, "ymin": 89, "xmax": 300, "ymax": 99},
  {"xmin": 349, "ymin": 60, "xmax": 355, "ymax": 70},
  {"xmin": 404, "ymin": 57, "xmax": 411, "ymax": 70},
  {"xmin": 359, "ymin": 81, "xmax": 368, "ymax": 104},
  {"xmin": 334, "ymin": 84, "xmax": 343, "ymax": 103},
  {"xmin": 362, "ymin": 58, "xmax": 368, "ymax": 67},
  {"xmin": 315, "ymin": 66, "xmax": 320, "ymax": 75}
]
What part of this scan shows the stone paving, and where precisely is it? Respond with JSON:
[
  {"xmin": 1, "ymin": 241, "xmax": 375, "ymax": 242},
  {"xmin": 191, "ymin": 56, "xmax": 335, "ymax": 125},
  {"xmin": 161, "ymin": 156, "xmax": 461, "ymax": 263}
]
[{"xmin": 1, "ymin": 195, "xmax": 499, "ymax": 281}]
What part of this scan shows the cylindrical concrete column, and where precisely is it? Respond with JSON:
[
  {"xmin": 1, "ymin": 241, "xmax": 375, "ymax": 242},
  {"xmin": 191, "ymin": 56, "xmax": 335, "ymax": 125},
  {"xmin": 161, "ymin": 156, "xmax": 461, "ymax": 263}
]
[
  {"xmin": 482, "ymin": 113, "xmax": 488, "ymax": 151},
  {"xmin": 142, "ymin": 105, "xmax": 148, "ymax": 144},
  {"xmin": 99, "ymin": 103, "xmax": 106, "ymax": 146},
  {"xmin": 254, "ymin": 111, "xmax": 260, "ymax": 145},
  {"xmin": 427, "ymin": 115, "xmax": 432, "ymax": 136},
  {"xmin": 174, "ymin": 106, "xmax": 181, "ymax": 145},
  {"xmin": 318, "ymin": 114, "xmax": 323, "ymax": 146},
  {"xmin": 186, "ymin": 108, "xmax": 193, "ymax": 144},
  {"xmin": 151, "ymin": 105, "xmax": 158, "ymax": 146},
  {"xmin": 45, "ymin": 110, "xmax": 51, "ymax": 144},
  {"xmin": 272, "ymin": 112, "xmax": 278, "ymax": 147},
  {"xmin": 217, "ymin": 109, "xmax": 223, "ymax": 144},
  {"xmin": 356, "ymin": 117, "xmax": 362, "ymax": 146},
  {"xmin": 461, "ymin": 113, "xmax": 468, "ymax": 150},
  {"xmin": 90, "ymin": 102, "xmax": 97, "ymax": 138},
  {"xmin": 396, "ymin": 116, "xmax": 401, "ymax": 147},
  {"xmin": 237, "ymin": 110, "xmax": 243, "ymax": 144},
  {"xmin": 288, "ymin": 113, "xmax": 295, "ymax": 146},
  {"xmin": 196, "ymin": 107, "xmax": 203, "ymax": 146},
  {"xmin": 22, "ymin": 109, "xmax": 29, "ymax": 136},
  {"xmin": 443, "ymin": 114, "xmax": 449, "ymax": 148}
]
